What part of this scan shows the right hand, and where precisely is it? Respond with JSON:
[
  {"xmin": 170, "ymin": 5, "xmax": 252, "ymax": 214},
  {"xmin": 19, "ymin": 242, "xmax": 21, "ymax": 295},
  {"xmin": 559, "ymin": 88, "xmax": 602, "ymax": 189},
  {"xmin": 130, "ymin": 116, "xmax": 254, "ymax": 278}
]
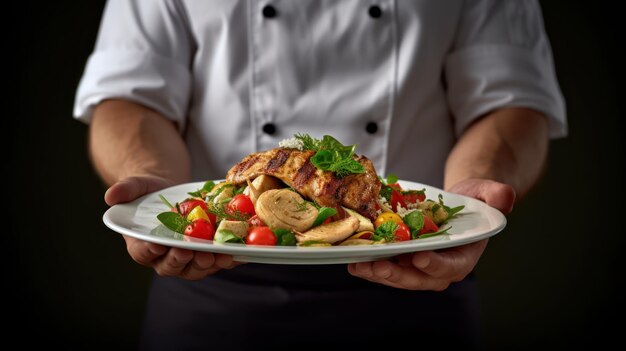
[{"xmin": 104, "ymin": 175, "xmax": 242, "ymax": 280}]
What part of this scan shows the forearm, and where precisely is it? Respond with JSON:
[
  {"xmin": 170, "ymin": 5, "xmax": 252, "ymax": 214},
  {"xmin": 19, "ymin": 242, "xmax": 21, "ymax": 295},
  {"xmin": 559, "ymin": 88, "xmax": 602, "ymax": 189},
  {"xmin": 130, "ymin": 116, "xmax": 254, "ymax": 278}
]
[
  {"xmin": 89, "ymin": 99, "xmax": 191, "ymax": 186},
  {"xmin": 444, "ymin": 107, "xmax": 549, "ymax": 199}
]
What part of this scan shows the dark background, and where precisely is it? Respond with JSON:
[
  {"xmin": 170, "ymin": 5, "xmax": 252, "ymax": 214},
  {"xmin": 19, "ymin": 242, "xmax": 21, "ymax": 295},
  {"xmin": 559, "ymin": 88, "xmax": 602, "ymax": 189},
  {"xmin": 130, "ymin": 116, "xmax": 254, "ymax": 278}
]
[{"xmin": 10, "ymin": 1, "xmax": 623, "ymax": 349}]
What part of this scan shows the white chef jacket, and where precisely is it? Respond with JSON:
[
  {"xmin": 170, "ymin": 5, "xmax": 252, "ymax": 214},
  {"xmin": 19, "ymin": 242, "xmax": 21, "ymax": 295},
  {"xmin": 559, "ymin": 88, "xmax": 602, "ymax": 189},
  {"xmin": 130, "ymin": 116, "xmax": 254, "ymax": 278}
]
[{"xmin": 74, "ymin": 0, "xmax": 566, "ymax": 188}]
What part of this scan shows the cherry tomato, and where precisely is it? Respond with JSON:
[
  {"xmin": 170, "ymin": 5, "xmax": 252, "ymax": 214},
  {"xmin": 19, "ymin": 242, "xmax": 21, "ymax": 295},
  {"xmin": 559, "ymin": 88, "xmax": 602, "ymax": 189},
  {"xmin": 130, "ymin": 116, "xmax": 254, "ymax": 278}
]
[
  {"xmin": 374, "ymin": 212, "xmax": 403, "ymax": 228},
  {"xmin": 402, "ymin": 192, "xmax": 426, "ymax": 204},
  {"xmin": 245, "ymin": 226, "xmax": 277, "ymax": 246},
  {"xmin": 394, "ymin": 222, "xmax": 411, "ymax": 241},
  {"xmin": 227, "ymin": 194, "xmax": 256, "ymax": 218},
  {"xmin": 390, "ymin": 190, "xmax": 407, "ymax": 212},
  {"xmin": 176, "ymin": 199, "xmax": 208, "ymax": 216},
  {"xmin": 248, "ymin": 215, "xmax": 266, "ymax": 227},
  {"xmin": 418, "ymin": 215, "xmax": 439, "ymax": 235},
  {"xmin": 322, "ymin": 217, "xmax": 333, "ymax": 225},
  {"xmin": 184, "ymin": 218, "xmax": 215, "ymax": 240}
]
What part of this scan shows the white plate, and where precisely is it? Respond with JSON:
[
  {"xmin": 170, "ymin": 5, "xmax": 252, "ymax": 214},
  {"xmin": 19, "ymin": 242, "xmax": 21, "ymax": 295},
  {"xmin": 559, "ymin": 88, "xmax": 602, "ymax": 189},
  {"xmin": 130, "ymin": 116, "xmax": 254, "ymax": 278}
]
[{"xmin": 103, "ymin": 180, "xmax": 506, "ymax": 264}]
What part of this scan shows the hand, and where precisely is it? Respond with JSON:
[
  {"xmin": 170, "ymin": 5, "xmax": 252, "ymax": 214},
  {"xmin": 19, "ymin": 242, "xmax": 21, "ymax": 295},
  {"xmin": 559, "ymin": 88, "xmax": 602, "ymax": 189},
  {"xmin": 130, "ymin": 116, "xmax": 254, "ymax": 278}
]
[
  {"xmin": 105, "ymin": 175, "xmax": 242, "ymax": 280},
  {"xmin": 347, "ymin": 178, "xmax": 515, "ymax": 291}
]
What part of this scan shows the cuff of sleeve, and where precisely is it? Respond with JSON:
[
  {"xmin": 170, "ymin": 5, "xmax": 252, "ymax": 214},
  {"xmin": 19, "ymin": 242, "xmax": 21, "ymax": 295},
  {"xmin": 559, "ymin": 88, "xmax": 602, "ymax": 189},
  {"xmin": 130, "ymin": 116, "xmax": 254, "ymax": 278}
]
[
  {"xmin": 73, "ymin": 50, "xmax": 191, "ymax": 132},
  {"xmin": 445, "ymin": 44, "xmax": 567, "ymax": 139}
]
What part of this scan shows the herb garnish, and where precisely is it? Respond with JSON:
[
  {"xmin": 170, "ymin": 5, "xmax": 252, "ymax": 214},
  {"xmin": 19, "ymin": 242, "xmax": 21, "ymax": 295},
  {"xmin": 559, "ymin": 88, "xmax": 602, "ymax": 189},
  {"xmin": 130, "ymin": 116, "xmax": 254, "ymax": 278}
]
[
  {"xmin": 187, "ymin": 180, "xmax": 216, "ymax": 198},
  {"xmin": 371, "ymin": 221, "xmax": 398, "ymax": 242},
  {"xmin": 292, "ymin": 134, "xmax": 365, "ymax": 177}
]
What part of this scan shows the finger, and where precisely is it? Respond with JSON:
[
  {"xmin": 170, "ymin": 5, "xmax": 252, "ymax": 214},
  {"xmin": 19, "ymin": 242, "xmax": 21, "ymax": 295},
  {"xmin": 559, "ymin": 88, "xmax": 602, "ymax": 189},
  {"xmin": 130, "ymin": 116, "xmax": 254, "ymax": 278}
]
[
  {"xmin": 349, "ymin": 262, "xmax": 375, "ymax": 279},
  {"xmin": 483, "ymin": 182, "xmax": 516, "ymax": 215},
  {"xmin": 214, "ymin": 254, "xmax": 245, "ymax": 269},
  {"xmin": 371, "ymin": 260, "xmax": 450, "ymax": 291},
  {"xmin": 105, "ymin": 176, "xmax": 172, "ymax": 205},
  {"xmin": 125, "ymin": 236, "xmax": 167, "ymax": 266},
  {"xmin": 411, "ymin": 240, "xmax": 488, "ymax": 280},
  {"xmin": 348, "ymin": 262, "xmax": 397, "ymax": 287},
  {"xmin": 180, "ymin": 251, "xmax": 217, "ymax": 280},
  {"xmin": 447, "ymin": 179, "xmax": 516, "ymax": 215},
  {"xmin": 153, "ymin": 248, "xmax": 194, "ymax": 276}
]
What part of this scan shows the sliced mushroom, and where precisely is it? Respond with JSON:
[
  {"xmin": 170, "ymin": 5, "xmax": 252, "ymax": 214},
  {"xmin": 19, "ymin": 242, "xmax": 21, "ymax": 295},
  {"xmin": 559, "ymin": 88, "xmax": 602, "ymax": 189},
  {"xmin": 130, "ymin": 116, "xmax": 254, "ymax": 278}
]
[
  {"xmin": 255, "ymin": 189, "xmax": 318, "ymax": 232},
  {"xmin": 343, "ymin": 208, "xmax": 375, "ymax": 232},
  {"xmin": 216, "ymin": 220, "xmax": 249, "ymax": 238},
  {"xmin": 295, "ymin": 216, "xmax": 359, "ymax": 244},
  {"xmin": 245, "ymin": 175, "xmax": 284, "ymax": 205}
]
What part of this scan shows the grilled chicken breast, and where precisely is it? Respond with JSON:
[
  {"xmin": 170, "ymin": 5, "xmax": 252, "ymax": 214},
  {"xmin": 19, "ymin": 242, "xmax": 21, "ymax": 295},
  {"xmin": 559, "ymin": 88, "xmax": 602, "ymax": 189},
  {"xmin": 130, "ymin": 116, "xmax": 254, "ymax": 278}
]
[{"xmin": 225, "ymin": 148, "xmax": 381, "ymax": 220}]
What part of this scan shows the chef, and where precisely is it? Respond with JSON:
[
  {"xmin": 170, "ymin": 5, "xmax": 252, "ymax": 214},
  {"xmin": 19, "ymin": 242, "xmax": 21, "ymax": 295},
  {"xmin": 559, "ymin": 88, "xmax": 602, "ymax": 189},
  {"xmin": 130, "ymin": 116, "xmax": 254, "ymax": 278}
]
[{"xmin": 74, "ymin": 0, "xmax": 566, "ymax": 348}]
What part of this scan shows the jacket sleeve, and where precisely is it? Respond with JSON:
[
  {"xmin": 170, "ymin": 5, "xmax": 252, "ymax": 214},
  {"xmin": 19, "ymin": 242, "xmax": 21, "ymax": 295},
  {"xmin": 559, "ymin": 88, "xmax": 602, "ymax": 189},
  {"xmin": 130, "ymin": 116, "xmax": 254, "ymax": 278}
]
[
  {"xmin": 73, "ymin": 0, "xmax": 195, "ymax": 131},
  {"xmin": 445, "ymin": 0, "xmax": 567, "ymax": 138}
]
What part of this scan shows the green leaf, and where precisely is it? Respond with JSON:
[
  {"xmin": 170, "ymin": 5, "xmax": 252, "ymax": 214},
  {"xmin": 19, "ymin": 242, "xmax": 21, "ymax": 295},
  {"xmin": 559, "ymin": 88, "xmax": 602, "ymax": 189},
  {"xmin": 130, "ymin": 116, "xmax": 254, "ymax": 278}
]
[
  {"xmin": 292, "ymin": 134, "xmax": 364, "ymax": 177},
  {"xmin": 273, "ymin": 228, "xmax": 297, "ymax": 246},
  {"xmin": 157, "ymin": 212, "xmax": 190, "ymax": 234},
  {"xmin": 386, "ymin": 174, "xmax": 398, "ymax": 185},
  {"xmin": 214, "ymin": 229, "xmax": 244, "ymax": 244},
  {"xmin": 159, "ymin": 195, "xmax": 174, "ymax": 209},
  {"xmin": 311, "ymin": 149, "xmax": 335, "ymax": 170},
  {"xmin": 379, "ymin": 185, "xmax": 392, "ymax": 202},
  {"xmin": 188, "ymin": 180, "xmax": 216, "ymax": 197},
  {"xmin": 329, "ymin": 158, "xmax": 364, "ymax": 177},
  {"xmin": 445, "ymin": 205, "xmax": 465, "ymax": 218},
  {"xmin": 312, "ymin": 207, "xmax": 338, "ymax": 227},
  {"xmin": 403, "ymin": 211, "xmax": 425, "ymax": 239},
  {"xmin": 319, "ymin": 135, "xmax": 354, "ymax": 159},
  {"xmin": 202, "ymin": 180, "xmax": 216, "ymax": 192},
  {"xmin": 417, "ymin": 226, "xmax": 452, "ymax": 239},
  {"xmin": 374, "ymin": 221, "xmax": 398, "ymax": 242}
]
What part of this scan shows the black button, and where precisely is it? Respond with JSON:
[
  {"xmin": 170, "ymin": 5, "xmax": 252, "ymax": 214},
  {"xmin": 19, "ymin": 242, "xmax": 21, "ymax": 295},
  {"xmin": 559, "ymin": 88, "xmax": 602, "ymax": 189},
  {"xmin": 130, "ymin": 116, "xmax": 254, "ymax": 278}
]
[
  {"xmin": 366, "ymin": 122, "xmax": 378, "ymax": 134},
  {"xmin": 368, "ymin": 5, "xmax": 382, "ymax": 18},
  {"xmin": 262, "ymin": 123, "xmax": 276, "ymax": 135},
  {"xmin": 262, "ymin": 5, "xmax": 277, "ymax": 18}
]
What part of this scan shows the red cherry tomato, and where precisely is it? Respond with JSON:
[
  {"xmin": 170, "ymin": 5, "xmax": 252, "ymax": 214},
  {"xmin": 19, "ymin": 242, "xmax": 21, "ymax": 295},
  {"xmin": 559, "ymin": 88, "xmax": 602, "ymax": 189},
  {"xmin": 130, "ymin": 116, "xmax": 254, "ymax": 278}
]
[
  {"xmin": 184, "ymin": 218, "xmax": 215, "ymax": 240},
  {"xmin": 394, "ymin": 222, "xmax": 411, "ymax": 241},
  {"xmin": 245, "ymin": 226, "xmax": 277, "ymax": 246},
  {"xmin": 248, "ymin": 215, "xmax": 266, "ymax": 227},
  {"xmin": 390, "ymin": 190, "xmax": 406, "ymax": 212},
  {"xmin": 418, "ymin": 216, "xmax": 439, "ymax": 235},
  {"xmin": 227, "ymin": 194, "xmax": 256, "ymax": 218},
  {"xmin": 206, "ymin": 212, "xmax": 217, "ymax": 226},
  {"xmin": 176, "ymin": 199, "xmax": 208, "ymax": 216}
]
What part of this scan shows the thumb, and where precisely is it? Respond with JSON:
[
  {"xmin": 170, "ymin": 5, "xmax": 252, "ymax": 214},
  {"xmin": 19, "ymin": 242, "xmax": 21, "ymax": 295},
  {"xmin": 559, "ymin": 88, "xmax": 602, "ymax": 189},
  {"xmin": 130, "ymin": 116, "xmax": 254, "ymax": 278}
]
[
  {"xmin": 448, "ymin": 178, "xmax": 516, "ymax": 215},
  {"xmin": 104, "ymin": 176, "xmax": 174, "ymax": 206}
]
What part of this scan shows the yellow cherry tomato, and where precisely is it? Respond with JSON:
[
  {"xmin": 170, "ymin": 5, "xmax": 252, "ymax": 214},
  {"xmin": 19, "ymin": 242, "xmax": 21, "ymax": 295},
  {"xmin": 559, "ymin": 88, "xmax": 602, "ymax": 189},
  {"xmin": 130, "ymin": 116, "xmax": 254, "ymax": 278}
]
[
  {"xmin": 374, "ymin": 212, "xmax": 403, "ymax": 228},
  {"xmin": 187, "ymin": 205, "xmax": 210, "ymax": 222}
]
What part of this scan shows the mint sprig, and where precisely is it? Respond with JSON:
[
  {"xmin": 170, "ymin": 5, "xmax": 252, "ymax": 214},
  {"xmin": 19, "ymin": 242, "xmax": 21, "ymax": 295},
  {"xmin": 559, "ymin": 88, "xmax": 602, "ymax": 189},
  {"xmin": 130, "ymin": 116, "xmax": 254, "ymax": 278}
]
[{"xmin": 294, "ymin": 134, "xmax": 365, "ymax": 177}]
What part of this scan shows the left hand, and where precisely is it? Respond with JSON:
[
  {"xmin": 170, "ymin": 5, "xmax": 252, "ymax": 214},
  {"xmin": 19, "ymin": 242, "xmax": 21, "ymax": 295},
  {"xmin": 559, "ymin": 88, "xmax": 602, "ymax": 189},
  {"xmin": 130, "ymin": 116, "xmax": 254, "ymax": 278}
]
[{"xmin": 347, "ymin": 178, "xmax": 515, "ymax": 291}]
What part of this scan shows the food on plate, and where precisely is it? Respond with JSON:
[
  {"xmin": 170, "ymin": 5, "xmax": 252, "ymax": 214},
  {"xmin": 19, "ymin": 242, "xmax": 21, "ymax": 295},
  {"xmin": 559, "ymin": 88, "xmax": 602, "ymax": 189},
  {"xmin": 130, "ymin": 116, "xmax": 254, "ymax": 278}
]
[
  {"xmin": 226, "ymin": 146, "xmax": 380, "ymax": 220},
  {"xmin": 156, "ymin": 134, "xmax": 464, "ymax": 247}
]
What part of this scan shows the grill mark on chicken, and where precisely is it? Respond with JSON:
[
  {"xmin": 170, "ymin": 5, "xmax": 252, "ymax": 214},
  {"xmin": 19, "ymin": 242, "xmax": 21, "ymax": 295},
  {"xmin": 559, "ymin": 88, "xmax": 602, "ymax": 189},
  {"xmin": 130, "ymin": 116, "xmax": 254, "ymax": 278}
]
[
  {"xmin": 265, "ymin": 148, "xmax": 290, "ymax": 173},
  {"xmin": 232, "ymin": 154, "xmax": 260, "ymax": 179},
  {"xmin": 226, "ymin": 148, "xmax": 381, "ymax": 220},
  {"xmin": 293, "ymin": 158, "xmax": 316, "ymax": 189}
]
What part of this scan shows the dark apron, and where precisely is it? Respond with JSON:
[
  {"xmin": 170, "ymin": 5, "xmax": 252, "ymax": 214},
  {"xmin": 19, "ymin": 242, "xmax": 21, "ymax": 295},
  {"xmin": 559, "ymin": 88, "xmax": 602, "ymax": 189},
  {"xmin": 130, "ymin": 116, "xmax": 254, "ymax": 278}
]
[{"xmin": 140, "ymin": 264, "xmax": 481, "ymax": 350}]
